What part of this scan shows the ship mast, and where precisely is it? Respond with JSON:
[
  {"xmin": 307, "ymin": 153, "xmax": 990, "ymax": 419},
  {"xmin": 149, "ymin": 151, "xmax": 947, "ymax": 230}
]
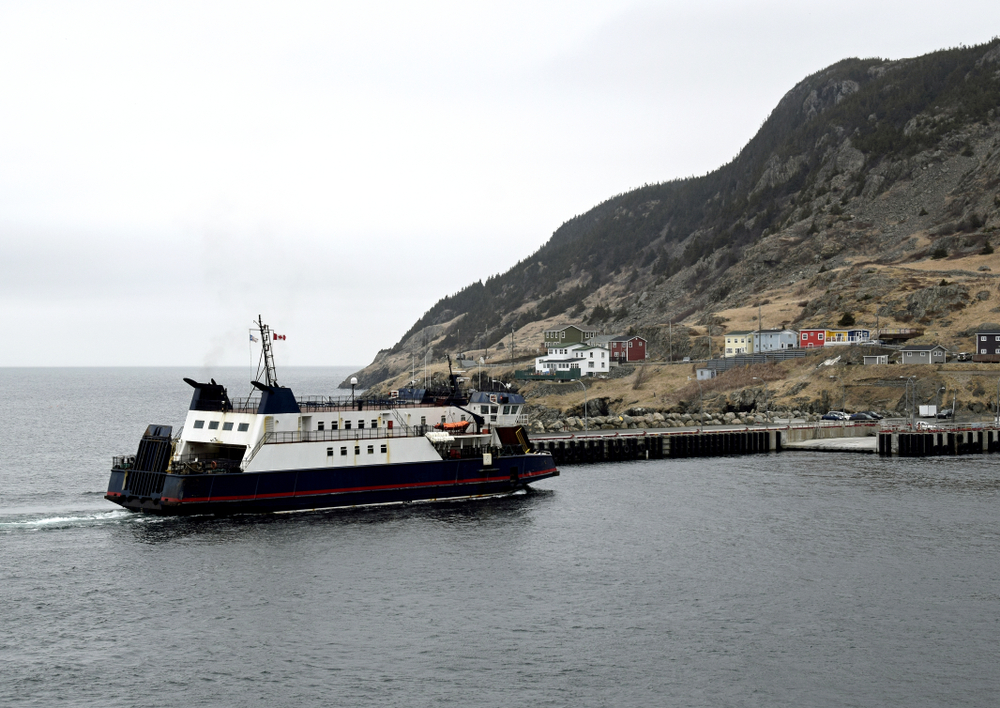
[{"xmin": 256, "ymin": 315, "xmax": 279, "ymax": 387}]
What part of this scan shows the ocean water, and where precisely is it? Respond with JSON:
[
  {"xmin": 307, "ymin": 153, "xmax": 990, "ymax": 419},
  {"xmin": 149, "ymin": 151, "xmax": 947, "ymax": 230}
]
[{"xmin": 2, "ymin": 368, "xmax": 1000, "ymax": 707}]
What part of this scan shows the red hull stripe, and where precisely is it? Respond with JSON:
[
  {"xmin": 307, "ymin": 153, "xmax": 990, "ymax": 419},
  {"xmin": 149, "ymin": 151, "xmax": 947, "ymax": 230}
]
[{"xmin": 160, "ymin": 466, "xmax": 557, "ymax": 505}]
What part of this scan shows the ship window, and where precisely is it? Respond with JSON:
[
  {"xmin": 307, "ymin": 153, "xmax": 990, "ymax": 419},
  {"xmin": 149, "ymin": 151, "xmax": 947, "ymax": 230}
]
[
  {"xmin": 371, "ymin": 419, "xmax": 377, "ymax": 428},
  {"xmin": 491, "ymin": 406, "xmax": 498, "ymax": 414},
  {"xmin": 341, "ymin": 446, "xmax": 347, "ymax": 456},
  {"xmin": 317, "ymin": 421, "xmax": 324, "ymax": 431},
  {"xmin": 420, "ymin": 416, "xmax": 426, "ymax": 425},
  {"xmin": 345, "ymin": 421, "xmax": 352, "ymax": 430},
  {"xmin": 354, "ymin": 445, "xmax": 360, "ymax": 455},
  {"xmin": 502, "ymin": 406, "xmax": 510, "ymax": 415},
  {"xmin": 367, "ymin": 445, "xmax": 374, "ymax": 454},
  {"xmin": 358, "ymin": 420, "xmax": 365, "ymax": 429},
  {"xmin": 208, "ymin": 421, "xmax": 219, "ymax": 429},
  {"xmin": 381, "ymin": 444, "xmax": 387, "ymax": 453},
  {"xmin": 238, "ymin": 423, "xmax": 249, "ymax": 432},
  {"xmin": 194, "ymin": 420, "xmax": 205, "ymax": 429},
  {"xmin": 331, "ymin": 421, "xmax": 338, "ymax": 430},
  {"xmin": 223, "ymin": 422, "xmax": 234, "ymax": 431},
  {"xmin": 327, "ymin": 447, "xmax": 333, "ymax": 457}
]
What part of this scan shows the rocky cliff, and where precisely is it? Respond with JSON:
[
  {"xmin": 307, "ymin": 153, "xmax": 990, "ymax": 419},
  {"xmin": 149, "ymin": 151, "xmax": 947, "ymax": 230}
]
[{"xmin": 346, "ymin": 40, "xmax": 1000, "ymax": 388}]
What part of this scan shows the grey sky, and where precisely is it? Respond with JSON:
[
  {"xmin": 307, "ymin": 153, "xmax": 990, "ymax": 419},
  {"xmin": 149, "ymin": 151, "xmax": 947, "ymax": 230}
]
[{"xmin": 1, "ymin": 1, "xmax": 996, "ymax": 367}]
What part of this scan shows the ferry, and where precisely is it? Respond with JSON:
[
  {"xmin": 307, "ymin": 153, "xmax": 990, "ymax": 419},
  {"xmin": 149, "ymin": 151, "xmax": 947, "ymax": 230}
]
[{"xmin": 105, "ymin": 318, "xmax": 558, "ymax": 515}]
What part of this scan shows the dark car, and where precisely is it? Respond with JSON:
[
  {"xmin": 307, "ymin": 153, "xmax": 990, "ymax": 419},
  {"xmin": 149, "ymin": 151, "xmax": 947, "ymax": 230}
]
[
  {"xmin": 937, "ymin": 408, "xmax": 954, "ymax": 419},
  {"xmin": 849, "ymin": 412, "xmax": 876, "ymax": 421},
  {"xmin": 821, "ymin": 411, "xmax": 848, "ymax": 421}
]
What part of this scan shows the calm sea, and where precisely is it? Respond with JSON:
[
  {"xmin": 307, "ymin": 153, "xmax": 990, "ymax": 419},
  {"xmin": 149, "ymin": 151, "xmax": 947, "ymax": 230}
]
[{"xmin": 2, "ymin": 367, "xmax": 999, "ymax": 707}]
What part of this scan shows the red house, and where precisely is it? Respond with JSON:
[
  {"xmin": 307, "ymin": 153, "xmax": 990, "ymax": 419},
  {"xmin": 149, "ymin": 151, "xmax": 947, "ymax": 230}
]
[
  {"xmin": 609, "ymin": 335, "xmax": 647, "ymax": 362},
  {"xmin": 799, "ymin": 329, "xmax": 825, "ymax": 348}
]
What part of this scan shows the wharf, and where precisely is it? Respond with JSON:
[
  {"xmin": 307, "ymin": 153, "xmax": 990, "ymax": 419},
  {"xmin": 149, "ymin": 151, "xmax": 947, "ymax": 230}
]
[{"xmin": 531, "ymin": 421, "xmax": 1000, "ymax": 464}]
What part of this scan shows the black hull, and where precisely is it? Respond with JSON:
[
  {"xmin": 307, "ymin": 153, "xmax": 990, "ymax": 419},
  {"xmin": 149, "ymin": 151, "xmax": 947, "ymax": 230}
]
[{"xmin": 106, "ymin": 454, "xmax": 558, "ymax": 515}]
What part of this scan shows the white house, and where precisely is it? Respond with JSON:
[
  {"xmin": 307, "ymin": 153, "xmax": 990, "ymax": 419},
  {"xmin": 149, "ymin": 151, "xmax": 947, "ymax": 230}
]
[{"xmin": 535, "ymin": 344, "xmax": 609, "ymax": 377}]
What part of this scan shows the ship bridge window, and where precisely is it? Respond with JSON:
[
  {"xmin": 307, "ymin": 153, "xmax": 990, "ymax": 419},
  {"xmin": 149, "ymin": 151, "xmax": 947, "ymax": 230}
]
[
  {"xmin": 223, "ymin": 422, "xmax": 234, "ymax": 431},
  {"xmin": 208, "ymin": 421, "xmax": 219, "ymax": 430},
  {"xmin": 318, "ymin": 421, "xmax": 325, "ymax": 431},
  {"xmin": 194, "ymin": 420, "xmax": 205, "ymax": 429},
  {"xmin": 502, "ymin": 406, "xmax": 510, "ymax": 415},
  {"xmin": 238, "ymin": 423, "xmax": 249, "ymax": 432}
]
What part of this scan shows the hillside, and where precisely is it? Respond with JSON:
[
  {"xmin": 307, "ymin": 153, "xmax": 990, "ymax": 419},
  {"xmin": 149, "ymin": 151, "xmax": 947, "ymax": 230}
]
[{"xmin": 346, "ymin": 40, "xmax": 1000, "ymax": 390}]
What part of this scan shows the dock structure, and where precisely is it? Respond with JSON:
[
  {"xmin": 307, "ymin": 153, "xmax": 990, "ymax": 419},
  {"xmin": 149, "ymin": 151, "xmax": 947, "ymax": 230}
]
[
  {"xmin": 877, "ymin": 426, "xmax": 1000, "ymax": 457},
  {"xmin": 532, "ymin": 422, "xmax": 1000, "ymax": 464}
]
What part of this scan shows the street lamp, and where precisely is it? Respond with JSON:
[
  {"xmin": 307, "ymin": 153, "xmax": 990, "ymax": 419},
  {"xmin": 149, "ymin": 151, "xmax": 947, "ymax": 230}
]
[
  {"xmin": 752, "ymin": 376, "xmax": 769, "ymax": 423},
  {"xmin": 900, "ymin": 376, "xmax": 916, "ymax": 428},
  {"xmin": 574, "ymin": 379, "xmax": 589, "ymax": 431}
]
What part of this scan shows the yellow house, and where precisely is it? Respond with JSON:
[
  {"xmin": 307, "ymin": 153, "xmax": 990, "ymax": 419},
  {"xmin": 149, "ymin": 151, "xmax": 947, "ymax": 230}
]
[{"xmin": 724, "ymin": 331, "xmax": 754, "ymax": 358}]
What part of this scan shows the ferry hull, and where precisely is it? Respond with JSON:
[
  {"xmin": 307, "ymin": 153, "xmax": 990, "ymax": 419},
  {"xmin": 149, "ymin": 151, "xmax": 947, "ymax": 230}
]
[{"xmin": 106, "ymin": 454, "xmax": 558, "ymax": 515}]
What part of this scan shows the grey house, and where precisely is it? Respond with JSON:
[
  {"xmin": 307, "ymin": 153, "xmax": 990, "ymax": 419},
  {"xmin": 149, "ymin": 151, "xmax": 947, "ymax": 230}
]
[
  {"xmin": 899, "ymin": 344, "xmax": 947, "ymax": 364},
  {"xmin": 751, "ymin": 329, "xmax": 798, "ymax": 353}
]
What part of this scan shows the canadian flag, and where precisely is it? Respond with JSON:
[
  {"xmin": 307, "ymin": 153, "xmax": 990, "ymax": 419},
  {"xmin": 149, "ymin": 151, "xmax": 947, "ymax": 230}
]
[{"xmin": 273, "ymin": 333, "xmax": 286, "ymax": 341}]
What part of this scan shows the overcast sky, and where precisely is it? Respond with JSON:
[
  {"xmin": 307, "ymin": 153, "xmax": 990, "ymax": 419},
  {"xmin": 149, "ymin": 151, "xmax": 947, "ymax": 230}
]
[{"xmin": 1, "ymin": 1, "xmax": 997, "ymax": 368}]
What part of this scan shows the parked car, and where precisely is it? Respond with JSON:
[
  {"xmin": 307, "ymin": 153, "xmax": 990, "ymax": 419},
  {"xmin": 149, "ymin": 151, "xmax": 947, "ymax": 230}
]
[
  {"xmin": 956, "ymin": 352, "xmax": 972, "ymax": 361},
  {"xmin": 822, "ymin": 411, "xmax": 849, "ymax": 420},
  {"xmin": 937, "ymin": 408, "xmax": 954, "ymax": 419},
  {"xmin": 849, "ymin": 412, "xmax": 876, "ymax": 421},
  {"xmin": 863, "ymin": 411, "xmax": 884, "ymax": 420}
]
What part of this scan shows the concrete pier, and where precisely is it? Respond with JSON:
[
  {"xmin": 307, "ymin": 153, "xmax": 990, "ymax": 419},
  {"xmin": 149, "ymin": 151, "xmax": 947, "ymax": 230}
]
[{"xmin": 531, "ymin": 421, "xmax": 1000, "ymax": 464}]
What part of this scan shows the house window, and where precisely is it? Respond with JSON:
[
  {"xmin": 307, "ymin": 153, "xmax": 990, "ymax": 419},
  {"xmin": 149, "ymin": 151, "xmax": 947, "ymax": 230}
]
[
  {"xmin": 589, "ymin": 362, "xmax": 594, "ymax": 368},
  {"xmin": 981, "ymin": 336, "xmax": 987, "ymax": 341},
  {"xmin": 223, "ymin": 422, "xmax": 234, "ymax": 431},
  {"xmin": 238, "ymin": 423, "xmax": 249, "ymax": 432},
  {"xmin": 982, "ymin": 349, "xmax": 987, "ymax": 354},
  {"xmin": 194, "ymin": 420, "xmax": 205, "ymax": 429},
  {"xmin": 802, "ymin": 334, "xmax": 807, "ymax": 340},
  {"xmin": 318, "ymin": 421, "xmax": 324, "ymax": 431}
]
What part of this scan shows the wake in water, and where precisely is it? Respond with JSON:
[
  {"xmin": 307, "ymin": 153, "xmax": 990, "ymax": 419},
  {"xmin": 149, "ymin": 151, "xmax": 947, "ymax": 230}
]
[{"xmin": 0, "ymin": 509, "xmax": 169, "ymax": 533}]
